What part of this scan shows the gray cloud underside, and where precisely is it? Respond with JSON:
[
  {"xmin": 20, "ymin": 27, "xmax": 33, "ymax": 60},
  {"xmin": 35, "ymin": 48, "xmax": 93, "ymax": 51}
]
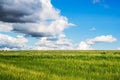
[
  {"xmin": 0, "ymin": 0, "xmax": 41, "ymax": 23},
  {"xmin": 0, "ymin": 0, "xmax": 74, "ymax": 37}
]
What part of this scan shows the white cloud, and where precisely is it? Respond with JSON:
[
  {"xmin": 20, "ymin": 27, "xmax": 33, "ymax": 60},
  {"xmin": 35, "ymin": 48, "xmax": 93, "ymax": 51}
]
[
  {"xmin": 0, "ymin": 0, "xmax": 75, "ymax": 50},
  {"xmin": 0, "ymin": 22, "xmax": 13, "ymax": 32},
  {"xmin": 40, "ymin": 0, "xmax": 60, "ymax": 20},
  {"xmin": 86, "ymin": 35, "xmax": 117, "ymax": 44},
  {"xmin": 78, "ymin": 41, "xmax": 93, "ymax": 50},
  {"xmin": 32, "ymin": 33, "xmax": 75, "ymax": 50},
  {"xmin": 78, "ymin": 35, "xmax": 117, "ymax": 50},
  {"xmin": 12, "ymin": 16, "xmax": 74, "ymax": 37},
  {"xmin": 55, "ymin": 34, "xmax": 74, "ymax": 50},
  {"xmin": 0, "ymin": 0, "xmax": 75, "ymax": 37},
  {"xmin": 92, "ymin": 0, "xmax": 109, "ymax": 8},
  {"xmin": 0, "ymin": 34, "xmax": 28, "ymax": 49},
  {"xmin": 0, "ymin": 34, "xmax": 117, "ymax": 50}
]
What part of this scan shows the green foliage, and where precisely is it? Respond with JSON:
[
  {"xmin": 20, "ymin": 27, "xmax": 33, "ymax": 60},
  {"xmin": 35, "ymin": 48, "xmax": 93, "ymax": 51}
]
[{"xmin": 0, "ymin": 50, "xmax": 120, "ymax": 80}]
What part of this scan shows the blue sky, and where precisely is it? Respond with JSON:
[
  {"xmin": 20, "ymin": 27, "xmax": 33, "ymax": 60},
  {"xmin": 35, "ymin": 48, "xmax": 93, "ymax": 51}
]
[
  {"xmin": 51, "ymin": 0, "xmax": 120, "ymax": 49},
  {"xmin": 0, "ymin": 0, "xmax": 120, "ymax": 50}
]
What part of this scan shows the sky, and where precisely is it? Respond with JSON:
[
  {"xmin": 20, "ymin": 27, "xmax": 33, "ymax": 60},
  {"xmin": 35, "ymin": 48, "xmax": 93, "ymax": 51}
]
[{"xmin": 0, "ymin": 0, "xmax": 120, "ymax": 50}]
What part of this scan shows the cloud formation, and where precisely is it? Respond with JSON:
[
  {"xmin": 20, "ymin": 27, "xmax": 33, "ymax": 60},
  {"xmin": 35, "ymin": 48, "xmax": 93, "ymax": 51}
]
[
  {"xmin": 0, "ymin": 0, "xmax": 42, "ymax": 23},
  {"xmin": 12, "ymin": 16, "xmax": 74, "ymax": 37},
  {"xmin": 0, "ymin": 0, "xmax": 75, "ymax": 50},
  {"xmin": 0, "ymin": 0, "xmax": 74, "ymax": 37},
  {"xmin": 0, "ymin": 33, "xmax": 75, "ymax": 50},
  {"xmin": 0, "ymin": 34, "xmax": 28, "ymax": 49},
  {"xmin": 0, "ymin": 22, "xmax": 12, "ymax": 32},
  {"xmin": 0, "ymin": 33, "xmax": 117, "ymax": 50},
  {"xmin": 32, "ymin": 33, "xmax": 75, "ymax": 50},
  {"xmin": 92, "ymin": 0, "xmax": 109, "ymax": 8},
  {"xmin": 78, "ymin": 41, "xmax": 92, "ymax": 50},
  {"xmin": 78, "ymin": 35, "xmax": 117, "ymax": 50},
  {"xmin": 86, "ymin": 35, "xmax": 117, "ymax": 44}
]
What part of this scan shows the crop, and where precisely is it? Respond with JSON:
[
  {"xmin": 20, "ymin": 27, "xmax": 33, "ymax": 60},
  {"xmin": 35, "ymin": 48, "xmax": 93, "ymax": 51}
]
[{"xmin": 0, "ymin": 50, "xmax": 120, "ymax": 80}]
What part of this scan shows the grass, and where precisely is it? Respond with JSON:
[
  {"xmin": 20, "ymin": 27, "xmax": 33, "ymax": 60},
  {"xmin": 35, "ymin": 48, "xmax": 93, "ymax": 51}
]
[{"xmin": 0, "ymin": 50, "xmax": 120, "ymax": 80}]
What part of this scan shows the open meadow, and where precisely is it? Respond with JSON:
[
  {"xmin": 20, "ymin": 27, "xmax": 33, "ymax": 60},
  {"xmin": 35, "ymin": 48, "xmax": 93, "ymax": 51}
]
[{"xmin": 0, "ymin": 50, "xmax": 120, "ymax": 80}]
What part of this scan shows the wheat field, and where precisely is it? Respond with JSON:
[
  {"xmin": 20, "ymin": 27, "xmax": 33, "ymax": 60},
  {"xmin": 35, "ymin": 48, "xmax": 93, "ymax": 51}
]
[{"xmin": 0, "ymin": 50, "xmax": 120, "ymax": 80}]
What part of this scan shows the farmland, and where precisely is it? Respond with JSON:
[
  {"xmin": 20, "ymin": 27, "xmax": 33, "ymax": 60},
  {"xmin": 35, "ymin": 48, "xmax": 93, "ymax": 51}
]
[{"xmin": 0, "ymin": 50, "xmax": 120, "ymax": 80}]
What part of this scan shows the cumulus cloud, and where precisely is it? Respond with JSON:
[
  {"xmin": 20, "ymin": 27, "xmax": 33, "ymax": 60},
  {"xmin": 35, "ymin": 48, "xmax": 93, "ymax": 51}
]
[
  {"xmin": 78, "ymin": 35, "xmax": 117, "ymax": 50},
  {"xmin": 12, "ymin": 16, "xmax": 74, "ymax": 37},
  {"xmin": 86, "ymin": 35, "xmax": 117, "ymax": 44},
  {"xmin": 0, "ymin": 0, "xmax": 75, "ymax": 50},
  {"xmin": 0, "ymin": 34, "xmax": 117, "ymax": 50},
  {"xmin": 0, "ymin": 22, "xmax": 13, "ymax": 32},
  {"xmin": 78, "ymin": 41, "xmax": 93, "ymax": 50},
  {"xmin": 0, "ymin": 0, "xmax": 74, "ymax": 37},
  {"xmin": 0, "ymin": 34, "xmax": 28, "ymax": 49},
  {"xmin": 0, "ymin": 0, "xmax": 42, "ymax": 23},
  {"xmin": 31, "ymin": 33, "xmax": 75, "ymax": 50}
]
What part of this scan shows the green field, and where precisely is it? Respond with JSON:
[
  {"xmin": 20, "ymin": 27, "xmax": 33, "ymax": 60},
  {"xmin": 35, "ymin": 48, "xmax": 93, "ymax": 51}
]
[{"xmin": 0, "ymin": 50, "xmax": 120, "ymax": 80}]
